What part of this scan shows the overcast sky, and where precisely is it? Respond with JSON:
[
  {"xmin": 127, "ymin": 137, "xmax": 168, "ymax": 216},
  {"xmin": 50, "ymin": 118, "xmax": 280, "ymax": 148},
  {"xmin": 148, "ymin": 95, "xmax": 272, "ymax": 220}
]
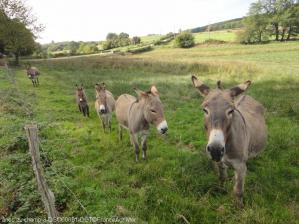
[{"xmin": 27, "ymin": 0, "xmax": 255, "ymax": 44}]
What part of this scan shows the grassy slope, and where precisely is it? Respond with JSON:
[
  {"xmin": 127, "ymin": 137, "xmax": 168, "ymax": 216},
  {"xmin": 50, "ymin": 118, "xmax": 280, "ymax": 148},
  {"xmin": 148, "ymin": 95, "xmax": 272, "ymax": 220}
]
[
  {"xmin": 0, "ymin": 41, "xmax": 298, "ymax": 223},
  {"xmin": 193, "ymin": 30, "xmax": 238, "ymax": 43},
  {"xmin": 141, "ymin": 34, "xmax": 163, "ymax": 44}
]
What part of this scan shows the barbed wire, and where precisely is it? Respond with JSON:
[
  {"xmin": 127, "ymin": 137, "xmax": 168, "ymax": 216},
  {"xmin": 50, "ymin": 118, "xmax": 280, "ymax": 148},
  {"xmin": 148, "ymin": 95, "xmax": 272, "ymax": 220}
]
[
  {"xmin": 3, "ymin": 65, "xmax": 91, "ymax": 217},
  {"xmin": 37, "ymin": 138, "xmax": 91, "ymax": 217},
  {"xmin": 4, "ymin": 65, "xmax": 33, "ymax": 117}
]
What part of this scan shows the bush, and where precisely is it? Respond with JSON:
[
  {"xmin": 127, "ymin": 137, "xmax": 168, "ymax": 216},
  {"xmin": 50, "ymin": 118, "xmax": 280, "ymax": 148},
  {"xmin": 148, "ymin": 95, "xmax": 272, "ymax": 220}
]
[{"xmin": 174, "ymin": 32, "xmax": 195, "ymax": 48}]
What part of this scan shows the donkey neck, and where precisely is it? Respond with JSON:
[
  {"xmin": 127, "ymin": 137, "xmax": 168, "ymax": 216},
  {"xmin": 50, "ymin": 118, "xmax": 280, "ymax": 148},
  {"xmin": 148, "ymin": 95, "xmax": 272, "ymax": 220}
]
[
  {"xmin": 225, "ymin": 109, "xmax": 249, "ymax": 160},
  {"xmin": 128, "ymin": 100, "xmax": 149, "ymax": 133}
]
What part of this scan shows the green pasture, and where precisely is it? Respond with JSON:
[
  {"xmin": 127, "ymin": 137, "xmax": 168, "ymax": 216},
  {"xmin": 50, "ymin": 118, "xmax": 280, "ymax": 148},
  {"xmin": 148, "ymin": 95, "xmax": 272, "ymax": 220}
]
[{"xmin": 0, "ymin": 41, "xmax": 298, "ymax": 223}]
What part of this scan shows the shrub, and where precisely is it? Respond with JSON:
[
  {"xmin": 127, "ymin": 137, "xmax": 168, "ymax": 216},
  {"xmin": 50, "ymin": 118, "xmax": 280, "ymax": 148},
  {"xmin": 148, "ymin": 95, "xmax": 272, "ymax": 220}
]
[{"xmin": 174, "ymin": 32, "xmax": 195, "ymax": 48}]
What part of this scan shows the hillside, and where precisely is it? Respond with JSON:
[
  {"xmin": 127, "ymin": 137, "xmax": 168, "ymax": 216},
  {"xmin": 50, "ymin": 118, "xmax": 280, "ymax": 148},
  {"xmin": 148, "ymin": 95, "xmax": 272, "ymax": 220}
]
[{"xmin": 190, "ymin": 18, "xmax": 243, "ymax": 33}]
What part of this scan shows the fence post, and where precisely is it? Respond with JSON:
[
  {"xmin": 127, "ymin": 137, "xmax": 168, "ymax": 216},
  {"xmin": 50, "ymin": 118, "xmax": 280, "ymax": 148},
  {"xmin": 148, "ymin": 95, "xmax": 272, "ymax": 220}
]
[{"xmin": 24, "ymin": 124, "xmax": 58, "ymax": 221}]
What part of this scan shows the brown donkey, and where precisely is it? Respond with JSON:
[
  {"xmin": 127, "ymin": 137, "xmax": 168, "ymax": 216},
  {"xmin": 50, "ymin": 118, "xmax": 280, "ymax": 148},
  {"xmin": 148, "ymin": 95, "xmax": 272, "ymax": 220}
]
[
  {"xmin": 76, "ymin": 84, "xmax": 89, "ymax": 117},
  {"xmin": 115, "ymin": 86, "xmax": 168, "ymax": 162},
  {"xmin": 26, "ymin": 64, "xmax": 40, "ymax": 87},
  {"xmin": 191, "ymin": 75, "xmax": 267, "ymax": 207},
  {"xmin": 95, "ymin": 83, "xmax": 116, "ymax": 132}
]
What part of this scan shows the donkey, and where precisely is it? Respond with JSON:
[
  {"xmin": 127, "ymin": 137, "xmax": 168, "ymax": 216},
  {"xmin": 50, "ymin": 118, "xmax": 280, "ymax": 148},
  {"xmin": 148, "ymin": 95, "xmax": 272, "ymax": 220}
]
[
  {"xmin": 26, "ymin": 64, "xmax": 40, "ymax": 87},
  {"xmin": 95, "ymin": 83, "xmax": 116, "ymax": 132},
  {"xmin": 76, "ymin": 84, "xmax": 89, "ymax": 117},
  {"xmin": 115, "ymin": 86, "xmax": 168, "ymax": 162},
  {"xmin": 191, "ymin": 75, "xmax": 267, "ymax": 207}
]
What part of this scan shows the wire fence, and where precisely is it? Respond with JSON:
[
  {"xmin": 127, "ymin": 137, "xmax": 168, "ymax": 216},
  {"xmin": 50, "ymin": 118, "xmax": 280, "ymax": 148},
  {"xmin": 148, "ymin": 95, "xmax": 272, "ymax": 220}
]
[{"xmin": 3, "ymin": 65, "xmax": 92, "ymax": 218}]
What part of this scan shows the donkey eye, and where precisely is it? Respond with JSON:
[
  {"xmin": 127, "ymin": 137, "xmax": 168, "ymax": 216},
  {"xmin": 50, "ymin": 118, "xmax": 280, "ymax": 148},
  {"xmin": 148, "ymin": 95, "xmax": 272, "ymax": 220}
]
[
  {"xmin": 150, "ymin": 109, "xmax": 157, "ymax": 113},
  {"xmin": 203, "ymin": 108, "xmax": 209, "ymax": 115}
]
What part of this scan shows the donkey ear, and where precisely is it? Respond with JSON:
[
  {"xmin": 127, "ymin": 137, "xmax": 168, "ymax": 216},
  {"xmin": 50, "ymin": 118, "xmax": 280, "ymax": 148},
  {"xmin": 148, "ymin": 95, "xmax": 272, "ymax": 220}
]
[
  {"xmin": 134, "ymin": 88, "xmax": 147, "ymax": 98},
  {"xmin": 191, "ymin": 75, "xmax": 210, "ymax": 96},
  {"xmin": 101, "ymin": 82, "xmax": 106, "ymax": 90},
  {"xmin": 230, "ymin": 80, "xmax": 251, "ymax": 97},
  {"xmin": 150, "ymin": 85, "xmax": 159, "ymax": 96}
]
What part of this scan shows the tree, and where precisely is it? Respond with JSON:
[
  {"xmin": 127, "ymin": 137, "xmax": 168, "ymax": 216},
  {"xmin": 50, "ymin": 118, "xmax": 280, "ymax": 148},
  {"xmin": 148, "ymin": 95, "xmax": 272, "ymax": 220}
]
[
  {"xmin": 131, "ymin": 36, "xmax": 141, "ymax": 45},
  {"xmin": 277, "ymin": 1, "xmax": 299, "ymax": 40},
  {"xmin": 65, "ymin": 41, "xmax": 80, "ymax": 55},
  {"xmin": 118, "ymin": 32, "xmax": 130, "ymax": 46},
  {"xmin": 242, "ymin": 2, "xmax": 270, "ymax": 43},
  {"xmin": 106, "ymin": 33, "xmax": 118, "ymax": 40},
  {"xmin": 0, "ymin": 17, "xmax": 35, "ymax": 64},
  {"xmin": 174, "ymin": 32, "xmax": 195, "ymax": 48},
  {"xmin": 251, "ymin": 0, "xmax": 299, "ymax": 41},
  {"xmin": 118, "ymin": 32, "xmax": 129, "ymax": 39},
  {"xmin": 0, "ymin": 0, "xmax": 44, "ymax": 33}
]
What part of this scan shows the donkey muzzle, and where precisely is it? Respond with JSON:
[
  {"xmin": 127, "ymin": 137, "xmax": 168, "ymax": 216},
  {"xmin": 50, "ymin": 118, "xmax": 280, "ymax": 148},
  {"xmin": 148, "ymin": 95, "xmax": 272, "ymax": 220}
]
[
  {"xmin": 207, "ymin": 144, "xmax": 225, "ymax": 162},
  {"xmin": 99, "ymin": 105, "xmax": 106, "ymax": 114},
  {"xmin": 157, "ymin": 120, "xmax": 168, "ymax": 134}
]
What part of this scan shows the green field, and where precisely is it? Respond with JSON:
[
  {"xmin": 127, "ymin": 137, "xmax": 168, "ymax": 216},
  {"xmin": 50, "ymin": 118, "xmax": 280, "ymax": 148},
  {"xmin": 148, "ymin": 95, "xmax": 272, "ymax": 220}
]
[
  {"xmin": 193, "ymin": 30, "xmax": 238, "ymax": 43},
  {"xmin": 141, "ymin": 34, "xmax": 163, "ymax": 44},
  {"xmin": 0, "ymin": 41, "xmax": 298, "ymax": 223}
]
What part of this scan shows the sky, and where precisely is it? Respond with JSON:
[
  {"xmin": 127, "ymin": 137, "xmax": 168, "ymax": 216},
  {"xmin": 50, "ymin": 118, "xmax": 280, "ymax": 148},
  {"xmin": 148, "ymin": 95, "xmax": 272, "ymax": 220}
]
[{"xmin": 27, "ymin": 0, "xmax": 255, "ymax": 44}]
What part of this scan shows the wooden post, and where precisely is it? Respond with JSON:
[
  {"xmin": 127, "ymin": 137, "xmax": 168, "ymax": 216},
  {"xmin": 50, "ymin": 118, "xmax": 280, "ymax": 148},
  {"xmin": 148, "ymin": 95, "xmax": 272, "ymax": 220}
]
[{"xmin": 25, "ymin": 124, "xmax": 58, "ymax": 221}]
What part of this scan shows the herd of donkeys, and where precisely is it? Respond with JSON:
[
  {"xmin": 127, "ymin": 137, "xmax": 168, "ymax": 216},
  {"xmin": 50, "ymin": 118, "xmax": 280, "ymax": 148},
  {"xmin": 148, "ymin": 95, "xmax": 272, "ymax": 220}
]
[{"xmin": 27, "ymin": 65, "xmax": 268, "ymax": 208}]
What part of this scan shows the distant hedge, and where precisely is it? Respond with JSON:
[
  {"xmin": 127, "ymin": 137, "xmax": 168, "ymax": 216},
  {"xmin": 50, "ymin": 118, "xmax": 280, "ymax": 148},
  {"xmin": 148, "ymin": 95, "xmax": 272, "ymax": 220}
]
[
  {"xmin": 174, "ymin": 32, "xmax": 195, "ymax": 48},
  {"xmin": 127, "ymin": 45, "xmax": 152, "ymax": 54}
]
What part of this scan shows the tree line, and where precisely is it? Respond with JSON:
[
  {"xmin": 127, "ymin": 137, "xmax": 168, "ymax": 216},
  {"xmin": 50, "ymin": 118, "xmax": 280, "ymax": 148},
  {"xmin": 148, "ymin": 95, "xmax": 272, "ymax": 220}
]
[
  {"xmin": 37, "ymin": 33, "xmax": 142, "ymax": 58},
  {"xmin": 0, "ymin": 0, "xmax": 41, "ymax": 64},
  {"xmin": 102, "ymin": 32, "xmax": 141, "ymax": 50},
  {"xmin": 239, "ymin": 0, "xmax": 299, "ymax": 43}
]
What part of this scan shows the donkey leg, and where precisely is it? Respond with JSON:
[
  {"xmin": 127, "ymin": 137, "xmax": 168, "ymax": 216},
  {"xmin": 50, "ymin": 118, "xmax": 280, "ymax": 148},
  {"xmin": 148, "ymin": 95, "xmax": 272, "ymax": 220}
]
[
  {"xmin": 232, "ymin": 161, "xmax": 247, "ymax": 208},
  {"xmin": 83, "ymin": 107, "xmax": 86, "ymax": 116},
  {"xmin": 86, "ymin": 105, "xmax": 90, "ymax": 117},
  {"xmin": 101, "ymin": 118, "xmax": 106, "ymax": 133},
  {"xmin": 108, "ymin": 115, "xmax": 112, "ymax": 133},
  {"xmin": 217, "ymin": 162, "xmax": 228, "ymax": 185},
  {"xmin": 78, "ymin": 105, "xmax": 82, "ymax": 112},
  {"xmin": 118, "ymin": 125, "xmax": 123, "ymax": 141},
  {"xmin": 130, "ymin": 133, "xmax": 140, "ymax": 162},
  {"xmin": 141, "ymin": 131, "xmax": 149, "ymax": 160},
  {"xmin": 37, "ymin": 78, "xmax": 39, "ymax": 85}
]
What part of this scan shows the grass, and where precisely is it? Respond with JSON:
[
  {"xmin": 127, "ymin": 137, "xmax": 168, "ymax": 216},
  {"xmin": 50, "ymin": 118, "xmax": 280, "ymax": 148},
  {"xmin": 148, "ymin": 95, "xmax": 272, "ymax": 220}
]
[
  {"xmin": 193, "ymin": 29, "xmax": 238, "ymax": 44},
  {"xmin": 141, "ymin": 34, "xmax": 163, "ymax": 44},
  {"xmin": 0, "ymin": 40, "xmax": 298, "ymax": 223}
]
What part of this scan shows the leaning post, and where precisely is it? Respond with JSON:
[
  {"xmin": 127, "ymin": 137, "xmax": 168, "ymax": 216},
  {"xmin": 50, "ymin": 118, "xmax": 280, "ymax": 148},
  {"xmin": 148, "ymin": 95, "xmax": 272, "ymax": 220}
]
[{"xmin": 24, "ymin": 124, "xmax": 58, "ymax": 222}]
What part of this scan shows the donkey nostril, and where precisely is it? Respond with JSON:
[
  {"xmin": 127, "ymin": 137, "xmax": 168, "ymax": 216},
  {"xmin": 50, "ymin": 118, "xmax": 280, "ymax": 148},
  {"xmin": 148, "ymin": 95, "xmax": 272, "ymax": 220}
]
[
  {"xmin": 161, "ymin": 127, "xmax": 168, "ymax": 134},
  {"xmin": 207, "ymin": 146, "xmax": 211, "ymax": 152}
]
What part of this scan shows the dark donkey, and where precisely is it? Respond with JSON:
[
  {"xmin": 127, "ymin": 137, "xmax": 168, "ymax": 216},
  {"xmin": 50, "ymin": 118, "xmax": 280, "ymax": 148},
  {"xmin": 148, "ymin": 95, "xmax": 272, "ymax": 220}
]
[
  {"xmin": 191, "ymin": 75, "xmax": 267, "ymax": 207},
  {"xmin": 26, "ymin": 64, "xmax": 40, "ymax": 87},
  {"xmin": 76, "ymin": 84, "xmax": 89, "ymax": 117}
]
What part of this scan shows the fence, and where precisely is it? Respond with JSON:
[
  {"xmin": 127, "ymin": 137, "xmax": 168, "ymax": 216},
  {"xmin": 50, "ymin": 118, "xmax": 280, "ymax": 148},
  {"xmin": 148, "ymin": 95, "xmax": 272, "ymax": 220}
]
[{"xmin": 3, "ymin": 65, "xmax": 91, "ymax": 221}]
